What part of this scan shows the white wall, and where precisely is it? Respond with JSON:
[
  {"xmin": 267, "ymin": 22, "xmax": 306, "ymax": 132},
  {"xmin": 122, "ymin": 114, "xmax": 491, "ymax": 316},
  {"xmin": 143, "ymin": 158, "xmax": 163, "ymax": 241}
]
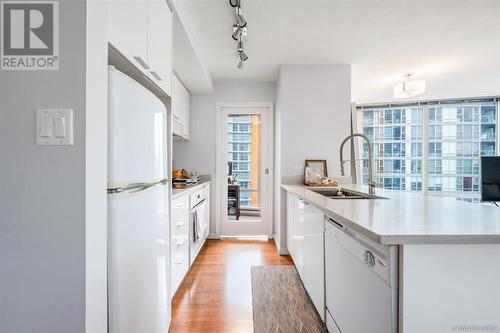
[
  {"xmin": 274, "ymin": 64, "xmax": 352, "ymax": 251},
  {"xmin": 85, "ymin": 0, "xmax": 108, "ymax": 332},
  {"xmin": 0, "ymin": 1, "xmax": 108, "ymax": 332},
  {"xmin": 173, "ymin": 82, "xmax": 276, "ymax": 235}
]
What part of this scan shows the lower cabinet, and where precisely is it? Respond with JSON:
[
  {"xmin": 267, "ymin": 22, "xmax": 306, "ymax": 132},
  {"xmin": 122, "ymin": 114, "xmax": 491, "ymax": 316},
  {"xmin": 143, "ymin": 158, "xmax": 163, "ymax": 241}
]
[
  {"xmin": 171, "ymin": 195, "xmax": 189, "ymax": 295},
  {"xmin": 303, "ymin": 203, "xmax": 325, "ymax": 320},
  {"xmin": 286, "ymin": 192, "xmax": 295, "ymax": 259},
  {"xmin": 287, "ymin": 193, "xmax": 325, "ymax": 320},
  {"xmin": 171, "ymin": 183, "xmax": 210, "ymax": 296},
  {"xmin": 293, "ymin": 195, "xmax": 305, "ymax": 279}
]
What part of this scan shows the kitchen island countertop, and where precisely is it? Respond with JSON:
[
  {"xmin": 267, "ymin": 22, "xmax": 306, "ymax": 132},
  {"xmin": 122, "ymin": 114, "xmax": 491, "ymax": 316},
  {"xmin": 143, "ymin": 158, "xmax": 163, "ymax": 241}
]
[{"xmin": 282, "ymin": 184, "xmax": 500, "ymax": 245}]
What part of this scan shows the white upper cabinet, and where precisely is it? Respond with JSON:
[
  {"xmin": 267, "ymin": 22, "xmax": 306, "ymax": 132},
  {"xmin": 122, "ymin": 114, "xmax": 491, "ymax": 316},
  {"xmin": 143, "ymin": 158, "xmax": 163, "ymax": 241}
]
[
  {"xmin": 148, "ymin": 0, "xmax": 172, "ymax": 95},
  {"xmin": 172, "ymin": 74, "xmax": 190, "ymax": 140},
  {"xmin": 108, "ymin": 0, "xmax": 172, "ymax": 97},
  {"xmin": 108, "ymin": 0, "xmax": 149, "ymax": 71}
]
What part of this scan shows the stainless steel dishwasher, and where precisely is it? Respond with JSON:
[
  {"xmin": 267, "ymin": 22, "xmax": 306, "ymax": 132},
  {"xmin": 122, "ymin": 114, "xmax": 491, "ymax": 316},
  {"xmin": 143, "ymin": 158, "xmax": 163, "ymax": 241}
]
[{"xmin": 325, "ymin": 218, "xmax": 398, "ymax": 333}]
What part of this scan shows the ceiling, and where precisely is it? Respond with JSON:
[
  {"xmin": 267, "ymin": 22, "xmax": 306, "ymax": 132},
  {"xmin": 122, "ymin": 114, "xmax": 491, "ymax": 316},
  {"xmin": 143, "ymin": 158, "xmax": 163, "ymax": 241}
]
[
  {"xmin": 173, "ymin": 13, "xmax": 213, "ymax": 93},
  {"xmin": 173, "ymin": 0, "xmax": 500, "ymax": 102}
]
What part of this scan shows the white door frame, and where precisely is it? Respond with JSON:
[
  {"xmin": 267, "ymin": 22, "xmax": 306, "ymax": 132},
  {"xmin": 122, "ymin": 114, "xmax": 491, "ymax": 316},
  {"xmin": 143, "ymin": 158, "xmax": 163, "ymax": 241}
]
[{"xmin": 215, "ymin": 102, "xmax": 274, "ymax": 238}]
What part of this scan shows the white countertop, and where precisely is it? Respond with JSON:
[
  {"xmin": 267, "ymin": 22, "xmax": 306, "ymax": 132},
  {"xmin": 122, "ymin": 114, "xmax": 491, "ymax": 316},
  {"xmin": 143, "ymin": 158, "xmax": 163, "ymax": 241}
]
[
  {"xmin": 172, "ymin": 180, "xmax": 210, "ymax": 199},
  {"xmin": 282, "ymin": 184, "xmax": 500, "ymax": 245}
]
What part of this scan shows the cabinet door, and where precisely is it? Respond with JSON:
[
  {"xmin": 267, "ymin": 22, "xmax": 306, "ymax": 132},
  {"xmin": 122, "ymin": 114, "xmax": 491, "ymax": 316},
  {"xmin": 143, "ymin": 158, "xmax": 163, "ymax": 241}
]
[
  {"xmin": 172, "ymin": 74, "xmax": 190, "ymax": 139},
  {"xmin": 108, "ymin": 0, "xmax": 149, "ymax": 74},
  {"xmin": 286, "ymin": 192, "xmax": 295, "ymax": 258},
  {"xmin": 303, "ymin": 205, "xmax": 325, "ymax": 320},
  {"xmin": 293, "ymin": 196, "xmax": 305, "ymax": 279},
  {"xmin": 148, "ymin": 0, "xmax": 172, "ymax": 96},
  {"xmin": 171, "ymin": 195, "xmax": 189, "ymax": 295}
]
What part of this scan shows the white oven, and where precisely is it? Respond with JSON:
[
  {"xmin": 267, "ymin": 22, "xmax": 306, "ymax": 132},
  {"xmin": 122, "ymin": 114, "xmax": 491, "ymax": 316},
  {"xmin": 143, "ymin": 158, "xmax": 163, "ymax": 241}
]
[{"xmin": 189, "ymin": 187, "xmax": 208, "ymax": 265}]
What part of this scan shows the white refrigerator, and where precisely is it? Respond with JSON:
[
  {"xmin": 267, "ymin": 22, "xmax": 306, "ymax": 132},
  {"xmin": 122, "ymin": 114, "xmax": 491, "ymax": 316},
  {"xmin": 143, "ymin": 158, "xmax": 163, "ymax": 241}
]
[{"xmin": 107, "ymin": 66, "xmax": 170, "ymax": 333}]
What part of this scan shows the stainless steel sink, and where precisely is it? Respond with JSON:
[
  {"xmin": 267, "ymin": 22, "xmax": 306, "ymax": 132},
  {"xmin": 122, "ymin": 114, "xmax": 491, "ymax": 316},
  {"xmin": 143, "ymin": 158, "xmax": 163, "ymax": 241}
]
[{"xmin": 311, "ymin": 188, "xmax": 387, "ymax": 200}]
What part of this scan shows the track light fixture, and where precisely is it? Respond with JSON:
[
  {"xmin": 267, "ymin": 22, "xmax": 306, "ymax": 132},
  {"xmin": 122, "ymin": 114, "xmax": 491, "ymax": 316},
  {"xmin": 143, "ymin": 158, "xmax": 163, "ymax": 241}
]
[
  {"xmin": 237, "ymin": 38, "xmax": 244, "ymax": 52},
  {"xmin": 236, "ymin": 8, "xmax": 247, "ymax": 28},
  {"xmin": 232, "ymin": 24, "xmax": 243, "ymax": 41},
  {"xmin": 230, "ymin": 0, "xmax": 248, "ymax": 70},
  {"xmin": 239, "ymin": 50, "xmax": 248, "ymax": 62}
]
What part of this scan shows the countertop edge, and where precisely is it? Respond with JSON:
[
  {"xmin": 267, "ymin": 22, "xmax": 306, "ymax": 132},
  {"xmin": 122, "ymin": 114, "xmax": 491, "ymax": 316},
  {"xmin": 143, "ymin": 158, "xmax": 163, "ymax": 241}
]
[{"xmin": 172, "ymin": 180, "xmax": 211, "ymax": 200}]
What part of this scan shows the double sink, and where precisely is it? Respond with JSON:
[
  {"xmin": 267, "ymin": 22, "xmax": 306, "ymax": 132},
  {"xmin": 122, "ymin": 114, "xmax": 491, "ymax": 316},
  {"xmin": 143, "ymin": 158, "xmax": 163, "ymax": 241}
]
[{"xmin": 311, "ymin": 188, "xmax": 387, "ymax": 200}]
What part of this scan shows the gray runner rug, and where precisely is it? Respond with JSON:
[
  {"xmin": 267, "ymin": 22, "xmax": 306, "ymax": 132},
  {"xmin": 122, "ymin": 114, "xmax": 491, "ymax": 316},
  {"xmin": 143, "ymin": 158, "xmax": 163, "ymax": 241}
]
[{"xmin": 251, "ymin": 266, "xmax": 327, "ymax": 333}]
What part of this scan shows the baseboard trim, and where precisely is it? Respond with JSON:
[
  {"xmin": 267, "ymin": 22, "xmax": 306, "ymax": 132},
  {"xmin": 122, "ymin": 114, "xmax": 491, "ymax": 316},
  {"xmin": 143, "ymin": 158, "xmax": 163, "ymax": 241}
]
[
  {"xmin": 278, "ymin": 248, "xmax": 290, "ymax": 255},
  {"xmin": 207, "ymin": 233, "xmax": 220, "ymax": 240}
]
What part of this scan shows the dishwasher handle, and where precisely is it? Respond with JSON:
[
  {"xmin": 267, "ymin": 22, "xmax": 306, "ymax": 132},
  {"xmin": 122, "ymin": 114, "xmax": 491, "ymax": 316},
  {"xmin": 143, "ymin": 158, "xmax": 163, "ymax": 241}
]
[{"xmin": 327, "ymin": 217, "xmax": 345, "ymax": 230}]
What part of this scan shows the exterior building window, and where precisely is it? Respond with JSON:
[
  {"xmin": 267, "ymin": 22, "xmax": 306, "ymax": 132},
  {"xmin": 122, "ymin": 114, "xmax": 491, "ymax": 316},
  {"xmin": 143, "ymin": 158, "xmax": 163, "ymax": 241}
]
[
  {"xmin": 361, "ymin": 106, "xmax": 423, "ymax": 191},
  {"xmin": 427, "ymin": 102, "xmax": 496, "ymax": 197},
  {"xmin": 227, "ymin": 115, "xmax": 261, "ymax": 208},
  {"xmin": 359, "ymin": 99, "xmax": 498, "ymax": 201}
]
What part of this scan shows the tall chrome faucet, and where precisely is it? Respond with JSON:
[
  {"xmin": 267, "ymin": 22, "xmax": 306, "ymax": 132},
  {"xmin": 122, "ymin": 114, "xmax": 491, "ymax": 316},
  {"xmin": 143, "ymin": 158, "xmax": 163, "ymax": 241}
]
[{"xmin": 340, "ymin": 133, "xmax": 376, "ymax": 195}]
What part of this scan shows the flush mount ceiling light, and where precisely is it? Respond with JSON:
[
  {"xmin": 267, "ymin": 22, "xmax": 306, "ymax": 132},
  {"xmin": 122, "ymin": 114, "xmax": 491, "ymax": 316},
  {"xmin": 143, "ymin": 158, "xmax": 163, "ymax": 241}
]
[
  {"xmin": 230, "ymin": 0, "xmax": 248, "ymax": 70},
  {"xmin": 393, "ymin": 73, "xmax": 426, "ymax": 99}
]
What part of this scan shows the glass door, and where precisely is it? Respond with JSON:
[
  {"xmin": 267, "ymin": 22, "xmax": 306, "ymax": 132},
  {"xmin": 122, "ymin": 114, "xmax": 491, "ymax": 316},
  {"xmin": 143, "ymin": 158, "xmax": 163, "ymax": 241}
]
[{"xmin": 219, "ymin": 106, "xmax": 272, "ymax": 237}]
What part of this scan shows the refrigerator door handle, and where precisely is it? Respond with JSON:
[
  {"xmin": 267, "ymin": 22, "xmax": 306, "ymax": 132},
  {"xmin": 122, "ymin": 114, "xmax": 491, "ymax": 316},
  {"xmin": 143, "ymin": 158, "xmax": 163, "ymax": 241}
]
[{"xmin": 108, "ymin": 178, "xmax": 168, "ymax": 194}]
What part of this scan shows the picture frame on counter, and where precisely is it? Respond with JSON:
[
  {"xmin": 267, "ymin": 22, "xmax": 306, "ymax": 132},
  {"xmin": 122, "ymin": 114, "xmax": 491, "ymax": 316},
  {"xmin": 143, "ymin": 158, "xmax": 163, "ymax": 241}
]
[{"xmin": 305, "ymin": 159, "xmax": 328, "ymax": 177}]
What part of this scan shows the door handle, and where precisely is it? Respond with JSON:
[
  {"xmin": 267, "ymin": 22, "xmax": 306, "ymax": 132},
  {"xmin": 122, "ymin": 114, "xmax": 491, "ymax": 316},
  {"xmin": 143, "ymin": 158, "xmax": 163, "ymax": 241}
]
[
  {"xmin": 134, "ymin": 56, "xmax": 150, "ymax": 70},
  {"xmin": 107, "ymin": 178, "xmax": 167, "ymax": 194},
  {"xmin": 176, "ymin": 221, "xmax": 185, "ymax": 227},
  {"xmin": 176, "ymin": 240, "xmax": 184, "ymax": 246}
]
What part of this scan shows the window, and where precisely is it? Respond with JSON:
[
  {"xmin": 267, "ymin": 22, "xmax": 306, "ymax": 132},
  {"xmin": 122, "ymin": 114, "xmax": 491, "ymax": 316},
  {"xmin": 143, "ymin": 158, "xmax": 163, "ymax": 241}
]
[
  {"xmin": 361, "ymin": 106, "xmax": 423, "ymax": 191},
  {"xmin": 359, "ymin": 99, "xmax": 498, "ymax": 200}
]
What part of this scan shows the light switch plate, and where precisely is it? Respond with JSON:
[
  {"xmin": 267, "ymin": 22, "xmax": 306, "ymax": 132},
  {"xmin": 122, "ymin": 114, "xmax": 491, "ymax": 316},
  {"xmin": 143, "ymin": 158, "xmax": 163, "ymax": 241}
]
[{"xmin": 36, "ymin": 109, "xmax": 74, "ymax": 145}]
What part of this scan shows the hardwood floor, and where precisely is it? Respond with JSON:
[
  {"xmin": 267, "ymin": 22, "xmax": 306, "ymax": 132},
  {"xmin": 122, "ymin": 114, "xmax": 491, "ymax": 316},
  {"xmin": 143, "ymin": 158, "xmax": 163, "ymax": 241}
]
[{"xmin": 169, "ymin": 239, "xmax": 294, "ymax": 333}]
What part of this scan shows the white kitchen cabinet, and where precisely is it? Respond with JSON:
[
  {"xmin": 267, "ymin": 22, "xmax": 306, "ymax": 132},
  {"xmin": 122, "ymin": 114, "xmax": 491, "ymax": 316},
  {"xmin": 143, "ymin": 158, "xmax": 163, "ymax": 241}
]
[
  {"xmin": 287, "ymin": 194, "xmax": 325, "ymax": 320},
  {"xmin": 108, "ymin": 0, "xmax": 149, "ymax": 72},
  {"xmin": 286, "ymin": 192, "xmax": 295, "ymax": 259},
  {"xmin": 108, "ymin": 0, "xmax": 172, "ymax": 97},
  {"xmin": 171, "ymin": 182, "xmax": 210, "ymax": 296},
  {"xmin": 292, "ymin": 195, "xmax": 305, "ymax": 279},
  {"xmin": 303, "ymin": 203, "xmax": 325, "ymax": 320},
  {"xmin": 172, "ymin": 74, "xmax": 190, "ymax": 139},
  {"xmin": 171, "ymin": 195, "xmax": 190, "ymax": 295},
  {"xmin": 148, "ymin": 0, "xmax": 172, "ymax": 95}
]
